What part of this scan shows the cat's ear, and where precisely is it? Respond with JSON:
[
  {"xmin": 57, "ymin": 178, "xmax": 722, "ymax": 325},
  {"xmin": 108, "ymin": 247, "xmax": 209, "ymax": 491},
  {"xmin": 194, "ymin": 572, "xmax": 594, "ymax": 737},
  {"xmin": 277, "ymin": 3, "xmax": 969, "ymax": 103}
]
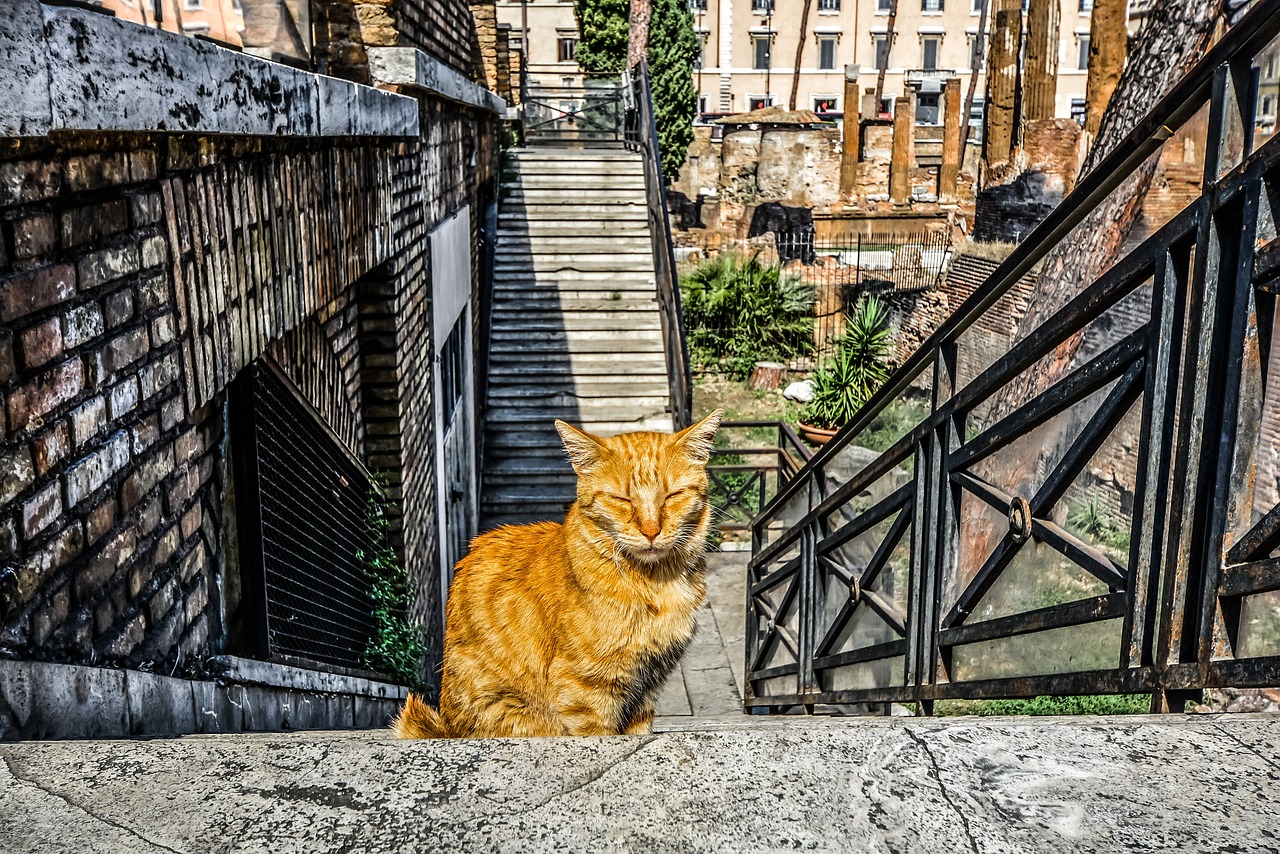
[
  {"xmin": 675, "ymin": 409, "xmax": 722, "ymax": 465},
  {"xmin": 555, "ymin": 420, "xmax": 610, "ymax": 475}
]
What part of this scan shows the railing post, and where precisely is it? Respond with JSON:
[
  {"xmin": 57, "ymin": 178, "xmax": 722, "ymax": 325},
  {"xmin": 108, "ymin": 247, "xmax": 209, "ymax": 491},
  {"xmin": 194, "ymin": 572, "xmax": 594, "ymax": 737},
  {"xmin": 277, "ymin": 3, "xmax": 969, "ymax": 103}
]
[{"xmin": 798, "ymin": 518, "xmax": 821, "ymax": 700}]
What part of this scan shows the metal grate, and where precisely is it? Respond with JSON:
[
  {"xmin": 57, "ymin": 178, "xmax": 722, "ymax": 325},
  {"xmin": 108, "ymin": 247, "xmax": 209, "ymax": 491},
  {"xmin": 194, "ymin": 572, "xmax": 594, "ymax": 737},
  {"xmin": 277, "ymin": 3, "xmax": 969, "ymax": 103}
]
[{"xmin": 230, "ymin": 359, "xmax": 376, "ymax": 671}]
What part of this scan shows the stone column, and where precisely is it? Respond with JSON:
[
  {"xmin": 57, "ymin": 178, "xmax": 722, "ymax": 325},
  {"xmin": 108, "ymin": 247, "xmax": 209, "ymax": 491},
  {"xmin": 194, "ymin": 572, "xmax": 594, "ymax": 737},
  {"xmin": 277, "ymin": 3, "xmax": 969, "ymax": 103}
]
[
  {"xmin": 890, "ymin": 92, "xmax": 915, "ymax": 207},
  {"xmin": 984, "ymin": 0, "xmax": 1023, "ymax": 167},
  {"xmin": 939, "ymin": 77, "xmax": 961, "ymax": 205},
  {"xmin": 1023, "ymin": 0, "xmax": 1060, "ymax": 122},
  {"xmin": 840, "ymin": 64, "xmax": 861, "ymax": 199}
]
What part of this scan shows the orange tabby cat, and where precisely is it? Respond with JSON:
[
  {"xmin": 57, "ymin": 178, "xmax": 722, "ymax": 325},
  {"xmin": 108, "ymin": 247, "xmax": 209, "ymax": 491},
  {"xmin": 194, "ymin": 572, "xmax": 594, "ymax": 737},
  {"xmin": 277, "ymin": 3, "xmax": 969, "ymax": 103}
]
[{"xmin": 392, "ymin": 410, "xmax": 722, "ymax": 739}]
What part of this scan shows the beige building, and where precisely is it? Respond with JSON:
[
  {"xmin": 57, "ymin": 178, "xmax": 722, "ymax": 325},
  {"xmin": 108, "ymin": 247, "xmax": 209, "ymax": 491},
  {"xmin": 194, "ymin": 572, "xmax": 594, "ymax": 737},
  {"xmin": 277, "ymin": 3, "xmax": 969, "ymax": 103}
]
[
  {"xmin": 496, "ymin": 0, "xmax": 585, "ymax": 87},
  {"xmin": 692, "ymin": 0, "xmax": 1107, "ymax": 123},
  {"xmin": 98, "ymin": 0, "xmax": 246, "ymax": 48}
]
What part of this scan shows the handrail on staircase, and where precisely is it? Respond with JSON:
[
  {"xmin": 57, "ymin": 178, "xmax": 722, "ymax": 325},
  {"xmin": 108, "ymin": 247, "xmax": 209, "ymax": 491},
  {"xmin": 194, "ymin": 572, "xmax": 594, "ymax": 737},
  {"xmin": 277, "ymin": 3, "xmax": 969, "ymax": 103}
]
[
  {"xmin": 624, "ymin": 61, "xmax": 694, "ymax": 429},
  {"xmin": 744, "ymin": 0, "xmax": 1280, "ymax": 714}
]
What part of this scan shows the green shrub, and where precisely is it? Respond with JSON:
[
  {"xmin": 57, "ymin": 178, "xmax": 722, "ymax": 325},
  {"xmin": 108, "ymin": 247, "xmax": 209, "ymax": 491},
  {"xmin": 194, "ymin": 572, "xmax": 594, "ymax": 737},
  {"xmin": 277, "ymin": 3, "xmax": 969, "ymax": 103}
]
[
  {"xmin": 681, "ymin": 251, "xmax": 814, "ymax": 379},
  {"xmin": 934, "ymin": 694, "xmax": 1150, "ymax": 716},
  {"xmin": 801, "ymin": 296, "xmax": 893, "ymax": 429},
  {"xmin": 360, "ymin": 475, "xmax": 427, "ymax": 691}
]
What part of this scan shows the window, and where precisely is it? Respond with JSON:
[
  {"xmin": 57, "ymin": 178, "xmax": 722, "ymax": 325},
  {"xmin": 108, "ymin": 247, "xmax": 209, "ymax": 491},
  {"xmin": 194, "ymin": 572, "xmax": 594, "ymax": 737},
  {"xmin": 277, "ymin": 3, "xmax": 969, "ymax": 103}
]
[
  {"xmin": 1078, "ymin": 35, "xmax": 1090, "ymax": 70},
  {"xmin": 184, "ymin": 0, "xmax": 203, "ymax": 8},
  {"xmin": 876, "ymin": 0, "xmax": 891, "ymax": 11},
  {"xmin": 1262, "ymin": 95, "xmax": 1276, "ymax": 117},
  {"xmin": 874, "ymin": 35, "xmax": 891, "ymax": 68},
  {"xmin": 969, "ymin": 97, "xmax": 984, "ymax": 125},
  {"xmin": 1266, "ymin": 52, "xmax": 1277, "ymax": 79},
  {"xmin": 812, "ymin": 96, "xmax": 837, "ymax": 113},
  {"xmin": 693, "ymin": 41, "xmax": 703, "ymax": 68},
  {"xmin": 753, "ymin": 36, "xmax": 771, "ymax": 69},
  {"xmin": 922, "ymin": 0, "xmax": 944, "ymax": 11},
  {"xmin": 818, "ymin": 36, "xmax": 837, "ymax": 70},
  {"xmin": 967, "ymin": 34, "xmax": 985, "ymax": 70},
  {"xmin": 1079, "ymin": 0, "xmax": 1093, "ymax": 10},
  {"xmin": 699, "ymin": 95, "xmax": 709, "ymax": 114},
  {"xmin": 690, "ymin": 0, "xmax": 707, "ymax": 8},
  {"xmin": 917, "ymin": 93, "xmax": 940, "ymax": 124},
  {"xmin": 1070, "ymin": 97, "xmax": 1087, "ymax": 125},
  {"xmin": 558, "ymin": 36, "xmax": 578, "ymax": 62},
  {"xmin": 749, "ymin": 96, "xmax": 775, "ymax": 110},
  {"xmin": 922, "ymin": 36, "xmax": 939, "ymax": 70},
  {"xmin": 752, "ymin": 0, "xmax": 774, "ymax": 12},
  {"xmin": 971, "ymin": 0, "xmax": 983, "ymax": 12},
  {"xmin": 818, "ymin": 0, "xmax": 840, "ymax": 9}
]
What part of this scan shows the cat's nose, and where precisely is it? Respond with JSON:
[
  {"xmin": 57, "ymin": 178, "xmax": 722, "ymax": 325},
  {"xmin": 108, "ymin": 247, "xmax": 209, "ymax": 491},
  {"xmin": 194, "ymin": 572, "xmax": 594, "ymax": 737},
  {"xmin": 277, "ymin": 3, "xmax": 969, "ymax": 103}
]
[{"xmin": 639, "ymin": 520, "xmax": 660, "ymax": 542}]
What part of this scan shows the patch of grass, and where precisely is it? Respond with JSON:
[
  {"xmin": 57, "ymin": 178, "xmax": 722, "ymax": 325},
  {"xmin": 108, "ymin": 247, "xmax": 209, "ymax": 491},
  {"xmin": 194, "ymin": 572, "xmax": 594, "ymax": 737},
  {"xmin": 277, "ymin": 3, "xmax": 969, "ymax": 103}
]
[
  {"xmin": 933, "ymin": 694, "xmax": 1151, "ymax": 716},
  {"xmin": 360, "ymin": 473, "xmax": 427, "ymax": 691}
]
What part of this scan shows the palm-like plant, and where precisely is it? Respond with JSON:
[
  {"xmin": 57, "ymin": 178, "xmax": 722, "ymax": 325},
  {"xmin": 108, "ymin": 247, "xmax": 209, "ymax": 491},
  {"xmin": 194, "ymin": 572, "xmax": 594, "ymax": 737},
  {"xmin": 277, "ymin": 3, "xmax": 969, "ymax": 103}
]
[
  {"xmin": 801, "ymin": 296, "xmax": 893, "ymax": 430},
  {"xmin": 681, "ymin": 251, "xmax": 815, "ymax": 379}
]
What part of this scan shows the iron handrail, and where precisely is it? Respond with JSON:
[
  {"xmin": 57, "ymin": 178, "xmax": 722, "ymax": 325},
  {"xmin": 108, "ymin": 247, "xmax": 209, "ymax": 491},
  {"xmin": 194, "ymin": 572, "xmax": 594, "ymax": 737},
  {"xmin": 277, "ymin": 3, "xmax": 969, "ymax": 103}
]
[
  {"xmin": 746, "ymin": 0, "xmax": 1280, "ymax": 713},
  {"xmin": 625, "ymin": 61, "xmax": 694, "ymax": 429}
]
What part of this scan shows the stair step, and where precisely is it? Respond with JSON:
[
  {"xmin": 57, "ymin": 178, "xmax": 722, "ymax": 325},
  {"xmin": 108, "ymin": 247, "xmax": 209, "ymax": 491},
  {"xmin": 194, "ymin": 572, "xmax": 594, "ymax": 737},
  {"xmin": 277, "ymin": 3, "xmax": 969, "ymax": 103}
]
[
  {"xmin": 491, "ymin": 326, "xmax": 661, "ymax": 341},
  {"xmin": 494, "ymin": 251, "xmax": 655, "ymax": 266},
  {"xmin": 495, "ymin": 237, "xmax": 653, "ymax": 252},
  {"xmin": 511, "ymin": 149, "xmax": 642, "ymax": 161},
  {"xmin": 487, "ymin": 351, "xmax": 669, "ymax": 367},
  {"xmin": 489, "ymin": 314, "xmax": 663, "ymax": 329},
  {"xmin": 491, "ymin": 298, "xmax": 657, "ymax": 312},
  {"xmin": 500, "ymin": 208, "xmax": 649, "ymax": 222},
  {"xmin": 495, "ymin": 221, "xmax": 653, "ymax": 236}
]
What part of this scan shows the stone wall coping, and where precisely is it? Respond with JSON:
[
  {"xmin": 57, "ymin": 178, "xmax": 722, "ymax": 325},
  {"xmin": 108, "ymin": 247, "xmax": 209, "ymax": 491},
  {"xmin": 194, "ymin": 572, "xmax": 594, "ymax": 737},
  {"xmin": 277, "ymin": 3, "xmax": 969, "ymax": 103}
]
[
  {"xmin": 368, "ymin": 47, "xmax": 507, "ymax": 115},
  {"xmin": 207, "ymin": 655, "xmax": 409, "ymax": 700},
  {"xmin": 1, "ymin": 0, "xmax": 420, "ymax": 139}
]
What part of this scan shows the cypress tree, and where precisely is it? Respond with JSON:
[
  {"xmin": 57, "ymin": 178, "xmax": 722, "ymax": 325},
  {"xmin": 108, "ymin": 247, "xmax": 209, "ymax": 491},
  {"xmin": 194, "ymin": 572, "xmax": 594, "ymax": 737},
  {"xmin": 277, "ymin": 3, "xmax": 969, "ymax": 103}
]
[{"xmin": 574, "ymin": 0, "xmax": 699, "ymax": 180}]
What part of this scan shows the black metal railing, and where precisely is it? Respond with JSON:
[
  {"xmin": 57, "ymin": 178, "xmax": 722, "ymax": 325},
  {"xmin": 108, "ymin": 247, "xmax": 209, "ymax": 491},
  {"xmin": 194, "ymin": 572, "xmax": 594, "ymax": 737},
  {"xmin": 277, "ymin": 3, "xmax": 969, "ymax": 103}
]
[
  {"xmin": 745, "ymin": 0, "xmax": 1280, "ymax": 713},
  {"xmin": 229, "ymin": 358, "xmax": 377, "ymax": 673},
  {"xmin": 708, "ymin": 422, "xmax": 813, "ymax": 531},
  {"xmin": 625, "ymin": 61, "xmax": 694, "ymax": 428},
  {"xmin": 523, "ymin": 79, "xmax": 628, "ymax": 146}
]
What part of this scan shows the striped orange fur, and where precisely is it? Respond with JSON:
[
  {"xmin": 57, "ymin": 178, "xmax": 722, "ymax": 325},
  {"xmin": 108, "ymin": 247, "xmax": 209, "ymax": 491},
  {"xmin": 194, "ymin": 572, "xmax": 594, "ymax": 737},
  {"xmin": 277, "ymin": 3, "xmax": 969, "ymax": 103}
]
[{"xmin": 392, "ymin": 410, "xmax": 722, "ymax": 739}]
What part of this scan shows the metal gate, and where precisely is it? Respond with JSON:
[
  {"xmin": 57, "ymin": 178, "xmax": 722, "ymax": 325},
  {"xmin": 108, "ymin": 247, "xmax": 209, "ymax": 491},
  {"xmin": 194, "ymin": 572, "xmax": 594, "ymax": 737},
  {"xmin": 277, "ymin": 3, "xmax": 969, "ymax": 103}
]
[
  {"xmin": 228, "ymin": 358, "xmax": 376, "ymax": 671},
  {"xmin": 523, "ymin": 78, "xmax": 628, "ymax": 146}
]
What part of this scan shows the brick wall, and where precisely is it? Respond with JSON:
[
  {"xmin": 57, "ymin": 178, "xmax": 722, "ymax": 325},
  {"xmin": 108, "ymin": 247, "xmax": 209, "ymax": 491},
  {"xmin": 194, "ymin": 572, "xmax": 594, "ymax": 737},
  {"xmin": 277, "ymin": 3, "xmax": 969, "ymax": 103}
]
[{"xmin": 0, "ymin": 106, "xmax": 496, "ymax": 690}]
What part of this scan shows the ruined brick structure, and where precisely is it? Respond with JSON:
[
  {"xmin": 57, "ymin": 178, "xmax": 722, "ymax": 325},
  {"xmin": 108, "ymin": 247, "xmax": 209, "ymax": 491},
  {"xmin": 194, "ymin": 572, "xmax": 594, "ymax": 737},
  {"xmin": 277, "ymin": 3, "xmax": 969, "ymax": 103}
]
[{"xmin": 0, "ymin": 0, "xmax": 505, "ymax": 738}]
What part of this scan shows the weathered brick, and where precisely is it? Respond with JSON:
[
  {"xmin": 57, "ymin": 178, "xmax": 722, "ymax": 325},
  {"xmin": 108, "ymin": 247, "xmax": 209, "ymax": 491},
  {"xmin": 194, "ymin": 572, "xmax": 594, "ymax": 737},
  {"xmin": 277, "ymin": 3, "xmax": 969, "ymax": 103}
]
[
  {"xmin": 68, "ymin": 396, "xmax": 106, "ymax": 448},
  {"xmin": 148, "ymin": 577, "xmax": 179, "ymax": 624},
  {"xmin": 129, "ymin": 150, "xmax": 158, "ymax": 184},
  {"xmin": 153, "ymin": 525, "xmax": 180, "ymax": 567},
  {"xmin": 60, "ymin": 200, "xmax": 129, "ymax": 248},
  {"xmin": 17, "ymin": 317, "xmax": 63, "ymax": 370},
  {"xmin": 121, "ymin": 444, "xmax": 173, "ymax": 511},
  {"xmin": 21, "ymin": 481, "xmax": 61, "ymax": 540},
  {"xmin": 62, "ymin": 302, "xmax": 105, "ymax": 349},
  {"xmin": 0, "ymin": 445, "xmax": 35, "ymax": 506},
  {"xmin": 173, "ymin": 427, "xmax": 202, "ymax": 466},
  {"xmin": 104, "ymin": 327, "xmax": 149, "ymax": 373},
  {"xmin": 179, "ymin": 539, "xmax": 207, "ymax": 583},
  {"xmin": 184, "ymin": 579, "xmax": 209, "ymax": 630},
  {"xmin": 0, "ymin": 160, "xmax": 62, "ymax": 206},
  {"xmin": 32, "ymin": 583, "xmax": 69, "ymax": 646},
  {"xmin": 108, "ymin": 377, "xmax": 139, "ymax": 420},
  {"xmin": 136, "ymin": 494, "xmax": 162, "ymax": 537},
  {"xmin": 181, "ymin": 503, "xmax": 202, "ymax": 540},
  {"xmin": 150, "ymin": 312, "xmax": 176, "ymax": 346},
  {"xmin": 7, "ymin": 358, "xmax": 84, "ymax": 432},
  {"xmin": 0, "ymin": 264, "xmax": 76, "ymax": 322},
  {"xmin": 140, "ymin": 235, "xmax": 168, "ymax": 269},
  {"xmin": 76, "ymin": 528, "xmax": 135, "ymax": 603},
  {"xmin": 86, "ymin": 496, "xmax": 116, "ymax": 544},
  {"xmin": 13, "ymin": 522, "xmax": 83, "ymax": 606},
  {"xmin": 0, "ymin": 330, "xmax": 13, "ymax": 384},
  {"xmin": 11, "ymin": 213, "xmax": 56, "ymax": 260},
  {"xmin": 131, "ymin": 414, "xmax": 160, "ymax": 454},
  {"xmin": 166, "ymin": 463, "xmax": 199, "ymax": 513},
  {"xmin": 78, "ymin": 244, "xmax": 141, "ymax": 291},
  {"xmin": 136, "ymin": 274, "xmax": 168, "ymax": 311},
  {"xmin": 160, "ymin": 397, "xmax": 184, "ymax": 430},
  {"xmin": 128, "ymin": 192, "xmax": 163, "ymax": 227},
  {"xmin": 104, "ymin": 612, "xmax": 145, "ymax": 658},
  {"xmin": 64, "ymin": 153, "xmax": 130, "ymax": 194},
  {"xmin": 31, "ymin": 422, "xmax": 70, "ymax": 475},
  {"xmin": 140, "ymin": 353, "xmax": 178, "ymax": 398},
  {"xmin": 65, "ymin": 430, "xmax": 131, "ymax": 508},
  {"xmin": 0, "ymin": 515, "xmax": 18, "ymax": 564},
  {"xmin": 103, "ymin": 290, "xmax": 134, "ymax": 328}
]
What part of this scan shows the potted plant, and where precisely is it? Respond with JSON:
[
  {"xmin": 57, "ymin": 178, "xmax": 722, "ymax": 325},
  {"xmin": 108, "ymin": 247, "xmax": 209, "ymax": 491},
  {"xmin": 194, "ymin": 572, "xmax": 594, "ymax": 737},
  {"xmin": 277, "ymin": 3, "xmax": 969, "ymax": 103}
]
[{"xmin": 799, "ymin": 296, "xmax": 892, "ymax": 444}]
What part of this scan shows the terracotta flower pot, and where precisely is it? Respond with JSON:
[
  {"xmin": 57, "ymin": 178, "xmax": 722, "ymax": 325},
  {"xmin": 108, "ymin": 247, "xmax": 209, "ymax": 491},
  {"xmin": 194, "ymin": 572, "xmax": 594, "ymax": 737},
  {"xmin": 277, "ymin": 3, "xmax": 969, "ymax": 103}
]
[{"xmin": 798, "ymin": 422, "xmax": 839, "ymax": 445}]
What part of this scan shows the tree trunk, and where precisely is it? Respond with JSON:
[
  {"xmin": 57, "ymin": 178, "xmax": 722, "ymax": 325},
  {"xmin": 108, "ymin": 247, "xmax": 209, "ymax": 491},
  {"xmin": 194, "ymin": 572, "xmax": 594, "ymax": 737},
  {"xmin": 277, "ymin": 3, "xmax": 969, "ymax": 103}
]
[
  {"xmin": 749, "ymin": 362, "xmax": 788, "ymax": 391},
  {"xmin": 628, "ymin": 0, "xmax": 653, "ymax": 69},
  {"xmin": 960, "ymin": 0, "xmax": 990, "ymax": 160},
  {"xmin": 1083, "ymin": 0, "xmax": 1128, "ymax": 140},
  {"xmin": 873, "ymin": 0, "xmax": 899, "ymax": 112},
  {"xmin": 987, "ymin": 0, "xmax": 1226, "ymax": 421},
  {"xmin": 789, "ymin": 0, "xmax": 814, "ymax": 111}
]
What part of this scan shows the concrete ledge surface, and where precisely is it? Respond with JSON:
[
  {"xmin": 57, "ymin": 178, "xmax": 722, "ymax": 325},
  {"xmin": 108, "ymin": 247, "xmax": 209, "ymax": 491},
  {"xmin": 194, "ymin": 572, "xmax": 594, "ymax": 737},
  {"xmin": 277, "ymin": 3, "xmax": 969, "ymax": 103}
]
[{"xmin": 1, "ymin": 714, "xmax": 1277, "ymax": 852}]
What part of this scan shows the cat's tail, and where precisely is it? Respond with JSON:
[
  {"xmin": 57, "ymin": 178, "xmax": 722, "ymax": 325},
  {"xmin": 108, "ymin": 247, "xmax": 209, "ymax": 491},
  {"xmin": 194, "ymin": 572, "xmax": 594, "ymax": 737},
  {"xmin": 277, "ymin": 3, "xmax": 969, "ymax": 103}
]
[{"xmin": 391, "ymin": 693, "xmax": 453, "ymax": 739}]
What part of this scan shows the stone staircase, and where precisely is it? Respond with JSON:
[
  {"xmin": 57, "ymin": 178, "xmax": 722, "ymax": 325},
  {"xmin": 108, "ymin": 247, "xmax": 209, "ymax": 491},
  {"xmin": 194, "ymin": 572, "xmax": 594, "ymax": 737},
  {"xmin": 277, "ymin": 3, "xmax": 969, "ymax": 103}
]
[{"xmin": 480, "ymin": 148, "xmax": 674, "ymax": 529}]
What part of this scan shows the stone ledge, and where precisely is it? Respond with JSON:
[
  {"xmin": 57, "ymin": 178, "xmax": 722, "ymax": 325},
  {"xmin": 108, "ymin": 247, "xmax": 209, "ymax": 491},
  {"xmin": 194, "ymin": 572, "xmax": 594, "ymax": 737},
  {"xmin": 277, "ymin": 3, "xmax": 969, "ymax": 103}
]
[
  {"xmin": 0, "ymin": 658, "xmax": 405, "ymax": 740},
  {"xmin": 0, "ymin": 0, "xmax": 419, "ymax": 138},
  {"xmin": 207, "ymin": 655, "xmax": 408, "ymax": 701},
  {"xmin": 368, "ymin": 47, "xmax": 507, "ymax": 115}
]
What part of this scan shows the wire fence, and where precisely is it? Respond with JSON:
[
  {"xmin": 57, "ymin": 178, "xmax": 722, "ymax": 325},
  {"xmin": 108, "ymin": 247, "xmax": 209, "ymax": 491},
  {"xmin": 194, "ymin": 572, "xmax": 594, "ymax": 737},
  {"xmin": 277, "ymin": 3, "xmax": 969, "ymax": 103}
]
[{"xmin": 675, "ymin": 227, "xmax": 953, "ymax": 371}]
